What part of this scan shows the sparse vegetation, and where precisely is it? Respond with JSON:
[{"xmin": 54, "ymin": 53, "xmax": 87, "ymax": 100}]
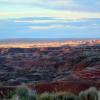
[{"xmin": 0, "ymin": 86, "xmax": 99, "ymax": 100}]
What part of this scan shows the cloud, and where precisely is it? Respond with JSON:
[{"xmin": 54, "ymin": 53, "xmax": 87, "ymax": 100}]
[
  {"xmin": 29, "ymin": 24, "xmax": 100, "ymax": 30},
  {"xmin": 40, "ymin": 0, "xmax": 73, "ymax": 9},
  {"xmin": 1, "ymin": 9, "xmax": 100, "ymax": 20},
  {"xmin": 0, "ymin": 0, "xmax": 38, "ymax": 4},
  {"xmin": 0, "ymin": 0, "xmax": 100, "ymax": 14},
  {"xmin": 0, "ymin": 0, "xmax": 100, "ymax": 19},
  {"xmin": 27, "ymin": 19, "xmax": 100, "ymax": 30},
  {"xmin": 30, "ymin": 25, "xmax": 64, "ymax": 30},
  {"xmin": 65, "ymin": 20, "xmax": 100, "ymax": 29},
  {"xmin": 14, "ymin": 19, "xmax": 68, "ymax": 23},
  {"xmin": 0, "ymin": 0, "xmax": 72, "ymax": 5},
  {"xmin": 44, "ymin": 0, "xmax": 100, "ymax": 12},
  {"xmin": 14, "ymin": 20, "xmax": 60, "ymax": 23},
  {"xmin": 0, "ymin": 17, "xmax": 100, "ymax": 39},
  {"xmin": 1, "ymin": 16, "xmax": 100, "ymax": 33}
]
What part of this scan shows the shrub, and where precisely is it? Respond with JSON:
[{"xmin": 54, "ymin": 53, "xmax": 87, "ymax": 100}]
[
  {"xmin": 37, "ymin": 92, "xmax": 52, "ymax": 100},
  {"xmin": 79, "ymin": 87, "xmax": 98, "ymax": 100},
  {"xmin": 2, "ymin": 90, "xmax": 16, "ymax": 100},
  {"xmin": 16, "ymin": 87, "xmax": 28, "ymax": 98},
  {"xmin": 54, "ymin": 92, "xmax": 79, "ymax": 100}
]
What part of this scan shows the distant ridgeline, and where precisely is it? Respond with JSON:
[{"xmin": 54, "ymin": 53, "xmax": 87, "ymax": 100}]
[{"xmin": 0, "ymin": 39, "xmax": 99, "ymax": 48}]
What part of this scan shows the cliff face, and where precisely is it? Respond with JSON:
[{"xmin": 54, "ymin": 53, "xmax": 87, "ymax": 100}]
[{"xmin": 0, "ymin": 42, "xmax": 100, "ymax": 93}]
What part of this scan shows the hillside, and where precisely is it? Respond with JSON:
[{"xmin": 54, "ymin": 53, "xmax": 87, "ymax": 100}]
[{"xmin": 0, "ymin": 40, "xmax": 100, "ymax": 94}]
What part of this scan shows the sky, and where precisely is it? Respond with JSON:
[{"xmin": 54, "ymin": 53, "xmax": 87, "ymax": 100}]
[{"xmin": 0, "ymin": 0, "xmax": 100, "ymax": 39}]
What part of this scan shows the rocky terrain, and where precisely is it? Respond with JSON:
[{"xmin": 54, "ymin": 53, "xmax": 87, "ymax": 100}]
[{"xmin": 0, "ymin": 40, "xmax": 100, "ymax": 94}]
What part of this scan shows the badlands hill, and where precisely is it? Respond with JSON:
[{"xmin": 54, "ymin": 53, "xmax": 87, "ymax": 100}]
[{"xmin": 0, "ymin": 39, "xmax": 100, "ymax": 94}]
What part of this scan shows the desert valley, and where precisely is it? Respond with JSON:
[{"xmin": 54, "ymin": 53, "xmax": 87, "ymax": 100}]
[{"xmin": 0, "ymin": 39, "xmax": 99, "ymax": 98}]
